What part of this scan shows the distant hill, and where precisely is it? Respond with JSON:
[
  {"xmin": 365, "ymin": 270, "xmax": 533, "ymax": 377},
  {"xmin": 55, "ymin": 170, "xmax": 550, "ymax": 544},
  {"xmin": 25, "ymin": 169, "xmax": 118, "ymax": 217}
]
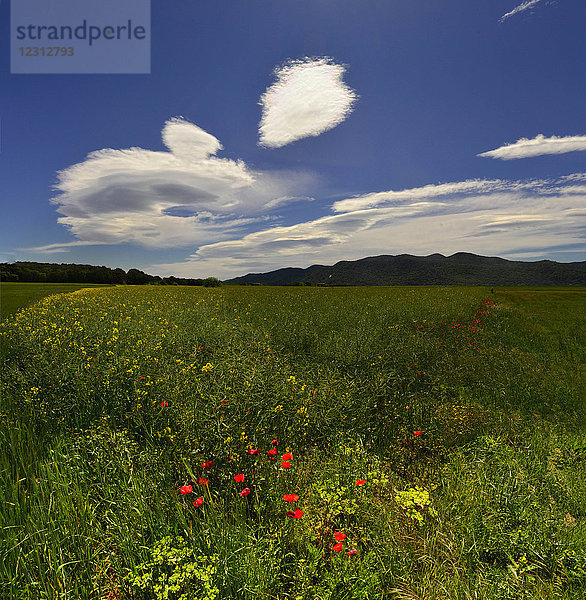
[{"xmin": 225, "ymin": 253, "xmax": 586, "ymax": 286}]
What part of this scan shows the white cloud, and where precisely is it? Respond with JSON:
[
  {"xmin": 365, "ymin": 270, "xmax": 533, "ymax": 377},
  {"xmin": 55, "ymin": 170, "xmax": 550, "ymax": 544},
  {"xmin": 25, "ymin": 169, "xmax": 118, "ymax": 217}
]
[
  {"xmin": 151, "ymin": 174, "xmax": 586, "ymax": 279},
  {"xmin": 330, "ymin": 177, "xmax": 557, "ymax": 213},
  {"xmin": 258, "ymin": 58, "xmax": 357, "ymax": 148},
  {"xmin": 162, "ymin": 117, "xmax": 223, "ymax": 159},
  {"xmin": 500, "ymin": 0, "xmax": 543, "ymax": 22},
  {"xmin": 478, "ymin": 134, "xmax": 586, "ymax": 160},
  {"xmin": 26, "ymin": 240, "xmax": 106, "ymax": 254},
  {"xmin": 46, "ymin": 118, "xmax": 316, "ymax": 251}
]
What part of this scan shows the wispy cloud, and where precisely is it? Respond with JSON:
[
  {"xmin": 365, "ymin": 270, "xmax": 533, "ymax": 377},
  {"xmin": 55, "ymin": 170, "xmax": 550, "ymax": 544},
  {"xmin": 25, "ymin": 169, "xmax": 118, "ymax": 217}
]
[
  {"xmin": 258, "ymin": 58, "xmax": 358, "ymax": 148},
  {"xmin": 152, "ymin": 174, "xmax": 586, "ymax": 279},
  {"xmin": 25, "ymin": 240, "xmax": 107, "ymax": 254},
  {"xmin": 45, "ymin": 118, "xmax": 316, "ymax": 252},
  {"xmin": 500, "ymin": 0, "xmax": 543, "ymax": 22},
  {"xmin": 478, "ymin": 134, "xmax": 586, "ymax": 160}
]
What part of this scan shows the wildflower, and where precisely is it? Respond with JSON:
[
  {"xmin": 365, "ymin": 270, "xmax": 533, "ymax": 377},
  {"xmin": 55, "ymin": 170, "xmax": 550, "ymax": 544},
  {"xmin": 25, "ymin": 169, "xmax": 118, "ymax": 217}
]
[
  {"xmin": 247, "ymin": 448, "xmax": 260, "ymax": 456},
  {"xmin": 180, "ymin": 485, "xmax": 192, "ymax": 495},
  {"xmin": 234, "ymin": 474, "xmax": 245, "ymax": 483},
  {"xmin": 281, "ymin": 461, "xmax": 291, "ymax": 469},
  {"xmin": 347, "ymin": 548, "xmax": 358, "ymax": 556},
  {"xmin": 414, "ymin": 430, "xmax": 422, "ymax": 436},
  {"xmin": 198, "ymin": 478, "xmax": 209, "ymax": 485},
  {"xmin": 333, "ymin": 542, "xmax": 344, "ymax": 552},
  {"xmin": 271, "ymin": 438, "xmax": 279, "ymax": 446},
  {"xmin": 334, "ymin": 532, "xmax": 346, "ymax": 542},
  {"xmin": 283, "ymin": 494, "xmax": 299, "ymax": 502},
  {"xmin": 282, "ymin": 452, "xmax": 293, "ymax": 461},
  {"xmin": 355, "ymin": 479, "xmax": 366, "ymax": 486},
  {"xmin": 239, "ymin": 488, "xmax": 251, "ymax": 497},
  {"xmin": 160, "ymin": 400, "xmax": 169, "ymax": 407},
  {"xmin": 287, "ymin": 509, "xmax": 303, "ymax": 519},
  {"xmin": 193, "ymin": 497, "xmax": 204, "ymax": 507},
  {"xmin": 268, "ymin": 448, "xmax": 278, "ymax": 457},
  {"xmin": 202, "ymin": 460, "xmax": 213, "ymax": 469}
]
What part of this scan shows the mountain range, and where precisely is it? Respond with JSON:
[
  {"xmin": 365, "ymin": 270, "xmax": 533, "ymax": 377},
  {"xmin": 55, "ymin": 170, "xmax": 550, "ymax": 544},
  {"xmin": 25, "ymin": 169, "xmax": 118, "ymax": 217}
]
[{"xmin": 225, "ymin": 253, "xmax": 586, "ymax": 286}]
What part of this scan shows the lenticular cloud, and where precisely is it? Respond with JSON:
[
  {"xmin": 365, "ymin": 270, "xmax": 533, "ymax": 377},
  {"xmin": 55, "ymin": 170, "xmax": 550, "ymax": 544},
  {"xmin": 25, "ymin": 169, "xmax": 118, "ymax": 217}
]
[
  {"xmin": 478, "ymin": 134, "xmax": 586, "ymax": 160},
  {"xmin": 259, "ymin": 58, "xmax": 358, "ymax": 148},
  {"xmin": 499, "ymin": 0, "xmax": 542, "ymax": 22},
  {"xmin": 42, "ymin": 117, "xmax": 310, "ymax": 251}
]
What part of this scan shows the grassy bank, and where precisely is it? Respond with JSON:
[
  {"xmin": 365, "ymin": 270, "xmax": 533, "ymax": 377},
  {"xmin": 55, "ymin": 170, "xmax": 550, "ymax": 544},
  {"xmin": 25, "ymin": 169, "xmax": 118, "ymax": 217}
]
[{"xmin": 0, "ymin": 285, "xmax": 584, "ymax": 599}]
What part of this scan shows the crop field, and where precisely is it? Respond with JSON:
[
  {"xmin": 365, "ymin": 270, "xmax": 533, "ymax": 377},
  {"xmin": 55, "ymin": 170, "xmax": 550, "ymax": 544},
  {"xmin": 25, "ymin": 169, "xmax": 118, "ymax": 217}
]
[
  {"xmin": 0, "ymin": 283, "xmax": 113, "ymax": 321},
  {"xmin": 1, "ymin": 285, "xmax": 585, "ymax": 599}
]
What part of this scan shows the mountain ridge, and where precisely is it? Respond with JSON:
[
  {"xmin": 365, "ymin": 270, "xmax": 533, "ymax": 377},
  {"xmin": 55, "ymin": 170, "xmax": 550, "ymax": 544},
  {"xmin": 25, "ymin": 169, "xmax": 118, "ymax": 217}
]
[{"xmin": 225, "ymin": 253, "xmax": 586, "ymax": 286}]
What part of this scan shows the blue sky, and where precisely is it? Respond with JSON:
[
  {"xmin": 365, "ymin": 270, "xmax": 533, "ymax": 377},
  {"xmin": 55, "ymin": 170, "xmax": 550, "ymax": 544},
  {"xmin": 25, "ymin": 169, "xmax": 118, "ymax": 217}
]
[{"xmin": 1, "ymin": 0, "xmax": 585, "ymax": 278}]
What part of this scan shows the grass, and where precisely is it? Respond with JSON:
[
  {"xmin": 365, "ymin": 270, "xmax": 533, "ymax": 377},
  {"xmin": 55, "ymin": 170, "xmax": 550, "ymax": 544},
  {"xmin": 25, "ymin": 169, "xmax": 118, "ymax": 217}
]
[
  {"xmin": 0, "ymin": 282, "xmax": 112, "ymax": 320},
  {"xmin": 0, "ymin": 284, "xmax": 584, "ymax": 599}
]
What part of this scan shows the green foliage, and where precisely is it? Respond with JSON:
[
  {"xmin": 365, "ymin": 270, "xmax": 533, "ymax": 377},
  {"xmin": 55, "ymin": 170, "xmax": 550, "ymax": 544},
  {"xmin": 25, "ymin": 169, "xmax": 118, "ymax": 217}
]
[
  {"xmin": 292, "ymin": 549, "xmax": 382, "ymax": 599},
  {"xmin": 202, "ymin": 277, "xmax": 222, "ymax": 287},
  {"xmin": 0, "ymin": 261, "xmax": 219, "ymax": 287},
  {"xmin": 126, "ymin": 537, "xmax": 219, "ymax": 600},
  {"xmin": 394, "ymin": 486, "xmax": 436, "ymax": 524},
  {"xmin": 314, "ymin": 477, "xmax": 360, "ymax": 520}
]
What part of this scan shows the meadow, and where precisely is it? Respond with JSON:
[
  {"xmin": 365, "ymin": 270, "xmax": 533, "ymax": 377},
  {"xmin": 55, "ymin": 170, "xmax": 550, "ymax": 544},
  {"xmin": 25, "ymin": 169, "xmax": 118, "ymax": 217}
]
[
  {"xmin": 0, "ymin": 283, "xmax": 112, "ymax": 321},
  {"xmin": 0, "ymin": 284, "xmax": 584, "ymax": 599}
]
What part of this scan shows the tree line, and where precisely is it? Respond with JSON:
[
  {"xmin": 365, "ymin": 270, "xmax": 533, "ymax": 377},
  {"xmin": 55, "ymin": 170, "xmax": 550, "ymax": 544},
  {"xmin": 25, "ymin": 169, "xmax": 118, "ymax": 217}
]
[{"xmin": 0, "ymin": 262, "xmax": 221, "ymax": 287}]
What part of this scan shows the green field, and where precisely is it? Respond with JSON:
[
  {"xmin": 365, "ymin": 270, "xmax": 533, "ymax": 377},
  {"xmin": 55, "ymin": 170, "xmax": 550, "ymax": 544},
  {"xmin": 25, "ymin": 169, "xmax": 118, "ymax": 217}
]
[
  {"xmin": 0, "ymin": 285, "xmax": 584, "ymax": 599},
  {"xmin": 0, "ymin": 282, "xmax": 112, "ymax": 320}
]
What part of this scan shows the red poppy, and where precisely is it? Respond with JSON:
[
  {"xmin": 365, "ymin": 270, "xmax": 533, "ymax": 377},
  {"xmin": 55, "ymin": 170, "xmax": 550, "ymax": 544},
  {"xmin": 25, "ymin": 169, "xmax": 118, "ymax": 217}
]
[
  {"xmin": 282, "ymin": 452, "xmax": 293, "ymax": 461},
  {"xmin": 333, "ymin": 542, "xmax": 344, "ymax": 552},
  {"xmin": 180, "ymin": 485, "xmax": 192, "ymax": 495},
  {"xmin": 347, "ymin": 548, "xmax": 358, "ymax": 556},
  {"xmin": 271, "ymin": 438, "xmax": 279, "ymax": 446},
  {"xmin": 283, "ymin": 494, "xmax": 299, "ymax": 502},
  {"xmin": 286, "ymin": 509, "xmax": 303, "ymax": 519},
  {"xmin": 239, "ymin": 488, "xmax": 251, "ymax": 497},
  {"xmin": 193, "ymin": 497, "xmax": 204, "ymax": 507},
  {"xmin": 198, "ymin": 478, "xmax": 209, "ymax": 485},
  {"xmin": 202, "ymin": 461, "xmax": 213, "ymax": 469},
  {"xmin": 160, "ymin": 401, "xmax": 169, "ymax": 407},
  {"xmin": 247, "ymin": 448, "xmax": 260, "ymax": 456},
  {"xmin": 414, "ymin": 430, "xmax": 423, "ymax": 436},
  {"xmin": 355, "ymin": 479, "xmax": 366, "ymax": 486},
  {"xmin": 268, "ymin": 448, "xmax": 278, "ymax": 457},
  {"xmin": 334, "ymin": 532, "xmax": 346, "ymax": 542},
  {"xmin": 234, "ymin": 474, "xmax": 244, "ymax": 483},
  {"xmin": 221, "ymin": 401, "xmax": 230, "ymax": 405},
  {"xmin": 281, "ymin": 461, "xmax": 291, "ymax": 469}
]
